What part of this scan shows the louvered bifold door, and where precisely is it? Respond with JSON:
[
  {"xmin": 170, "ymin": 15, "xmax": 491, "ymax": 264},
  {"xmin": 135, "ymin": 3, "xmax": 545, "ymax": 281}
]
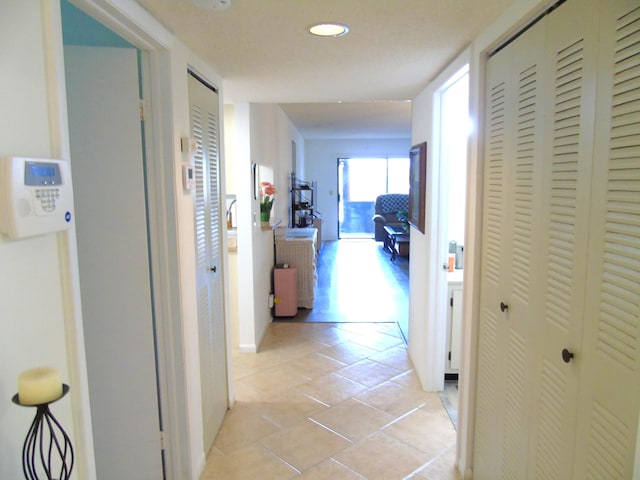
[
  {"xmin": 473, "ymin": 38, "xmax": 514, "ymax": 478},
  {"xmin": 500, "ymin": 17, "xmax": 547, "ymax": 480},
  {"xmin": 474, "ymin": 16, "xmax": 547, "ymax": 479},
  {"xmin": 529, "ymin": 1, "xmax": 600, "ymax": 478},
  {"xmin": 573, "ymin": 1, "xmax": 640, "ymax": 478},
  {"xmin": 188, "ymin": 72, "xmax": 228, "ymax": 451}
]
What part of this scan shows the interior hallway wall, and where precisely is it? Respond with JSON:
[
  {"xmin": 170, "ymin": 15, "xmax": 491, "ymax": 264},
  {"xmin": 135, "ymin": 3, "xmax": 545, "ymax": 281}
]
[
  {"xmin": 0, "ymin": 1, "xmax": 91, "ymax": 477},
  {"xmin": 0, "ymin": 0, "xmax": 233, "ymax": 477},
  {"xmin": 227, "ymin": 103, "xmax": 304, "ymax": 352}
]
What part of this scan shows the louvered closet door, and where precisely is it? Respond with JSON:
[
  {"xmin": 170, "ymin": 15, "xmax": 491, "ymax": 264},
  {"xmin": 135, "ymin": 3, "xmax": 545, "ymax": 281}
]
[
  {"xmin": 473, "ymin": 39, "xmax": 513, "ymax": 478},
  {"xmin": 473, "ymin": 17, "xmax": 546, "ymax": 478},
  {"xmin": 528, "ymin": 1, "xmax": 601, "ymax": 478},
  {"xmin": 188, "ymin": 72, "xmax": 228, "ymax": 450},
  {"xmin": 573, "ymin": 2, "xmax": 640, "ymax": 478},
  {"xmin": 475, "ymin": 1, "xmax": 640, "ymax": 478},
  {"xmin": 500, "ymin": 18, "xmax": 548, "ymax": 479}
]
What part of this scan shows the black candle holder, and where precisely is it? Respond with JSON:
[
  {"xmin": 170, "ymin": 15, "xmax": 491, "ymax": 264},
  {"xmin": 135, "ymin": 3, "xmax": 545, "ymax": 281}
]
[{"xmin": 12, "ymin": 384, "xmax": 74, "ymax": 480}]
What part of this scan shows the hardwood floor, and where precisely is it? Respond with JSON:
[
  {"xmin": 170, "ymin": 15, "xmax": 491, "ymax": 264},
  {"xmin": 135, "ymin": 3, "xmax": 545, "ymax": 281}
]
[{"xmin": 286, "ymin": 239, "xmax": 410, "ymax": 342}]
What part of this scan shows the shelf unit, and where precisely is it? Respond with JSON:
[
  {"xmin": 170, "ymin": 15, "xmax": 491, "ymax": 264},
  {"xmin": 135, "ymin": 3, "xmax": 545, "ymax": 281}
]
[{"xmin": 290, "ymin": 174, "xmax": 317, "ymax": 228}]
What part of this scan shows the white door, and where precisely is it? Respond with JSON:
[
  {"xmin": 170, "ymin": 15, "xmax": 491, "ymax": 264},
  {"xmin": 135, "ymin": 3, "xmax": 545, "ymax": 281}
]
[
  {"xmin": 474, "ymin": 1, "xmax": 640, "ymax": 478},
  {"xmin": 528, "ymin": 2, "xmax": 599, "ymax": 476},
  {"xmin": 188, "ymin": 71, "xmax": 228, "ymax": 450},
  {"xmin": 65, "ymin": 46, "xmax": 164, "ymax": 478},
  {"xmin": 573, "ymin": 1, "xmax": 640, "ymax": 477}
]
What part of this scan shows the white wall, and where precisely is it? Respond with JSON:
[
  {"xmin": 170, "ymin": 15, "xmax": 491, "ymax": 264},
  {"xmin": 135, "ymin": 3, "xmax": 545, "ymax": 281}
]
[
  {"xmin": 0, "ymin": 0, "xmax": 235, "ymax": 478},
  {"xmin": 304, "ymin": 138, "xmax": 411, "ymax": 241},
  {"xmin": 0, "ymin": 1, "xmax": 93, "ymax": 478},
  {"xmin": 228, "ymin": 103, "xmax": 304, "ymax": 352}
]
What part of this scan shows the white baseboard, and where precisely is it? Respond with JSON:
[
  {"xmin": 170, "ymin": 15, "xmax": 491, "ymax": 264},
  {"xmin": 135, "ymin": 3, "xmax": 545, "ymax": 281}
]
[{"xmin": 238, "ymin": 343, "xmax": 257, "ymax": 353}]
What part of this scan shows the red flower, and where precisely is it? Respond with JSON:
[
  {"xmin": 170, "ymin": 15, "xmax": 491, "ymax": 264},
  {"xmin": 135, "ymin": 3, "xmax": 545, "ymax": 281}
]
[{"xmin": 260, "ymin": 181, "xmax": 277, "ymax": 197}]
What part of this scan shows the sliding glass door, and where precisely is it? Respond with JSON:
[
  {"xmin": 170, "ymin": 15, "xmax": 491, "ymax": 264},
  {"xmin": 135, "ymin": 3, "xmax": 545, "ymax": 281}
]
[{"xmin": 338, "ymin": 157, "xmax": 409, "ymax": 238}]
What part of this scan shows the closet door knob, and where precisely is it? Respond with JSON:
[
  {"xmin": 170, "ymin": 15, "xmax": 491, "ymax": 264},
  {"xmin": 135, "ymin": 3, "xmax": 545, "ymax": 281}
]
[
  {"xmin": 500, "ymin": 302, "xmax": 509, "ymax": 312},
  {"xmin": 562, "ymin": 348, "xmax": 574, "ymax": 363},
  {"xmin": 210, "ymin": 266, "xmax": 217, "ymax": 272}
]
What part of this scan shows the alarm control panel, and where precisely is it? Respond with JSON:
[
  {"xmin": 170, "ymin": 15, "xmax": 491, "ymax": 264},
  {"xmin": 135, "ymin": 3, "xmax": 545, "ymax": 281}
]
[{"xmin": 0, "ymin": 156, "xmax": 74, "ymax": 239}]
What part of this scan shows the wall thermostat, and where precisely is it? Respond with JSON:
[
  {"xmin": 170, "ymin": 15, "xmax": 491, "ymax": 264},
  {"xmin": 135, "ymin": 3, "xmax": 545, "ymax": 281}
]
[{"xmin": 182, "ymin": 164, "xmax": 195, "ymax": 191}]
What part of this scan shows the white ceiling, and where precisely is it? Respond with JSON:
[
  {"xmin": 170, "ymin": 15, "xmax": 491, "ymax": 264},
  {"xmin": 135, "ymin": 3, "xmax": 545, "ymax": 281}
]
[{"xmin": 135, "ymin": 0, "xmax": 513, "ymax": 138}]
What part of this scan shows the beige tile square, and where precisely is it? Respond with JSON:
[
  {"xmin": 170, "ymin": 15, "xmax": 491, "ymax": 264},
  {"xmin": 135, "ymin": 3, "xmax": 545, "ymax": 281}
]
[
  {"xmin": 287, "ymin": 351, "xmax": 347, "ymax": 379},
  {"xmin": 383, "ymin": 406, "xmax": 456, "ymax": 458},
  {"xmin": 354, "ymin": 381, "xmax": 436, "ymax": 417},
  {"xmin": 412, "ymin": 445, "xmax": 462, "ymax": 480},
  {"xmin": 320, "ymin": 341, "xmax": 379, "ymax": 364},
  {"xmin": 212, "ymin": 403, "xmax": 280, "ymax": 453},
  {"xmin": 369, "ymin": 345, "xmax": 413, "ymax": 372},
  {"xmin": 232, "ymin": 380, "xmax": 269, "ymax": 403},
  {"xmin": 310, "ymin": 398, "xmax": 394, "ymax": 441},
  {"xmin": 248, "ymin": 387, "xmax": 328, "ymax": 428},
  {"xmin": 302, "ymin": 325, "xmax": 355, "ymax": 346},
  {"xmin": 233, "ymin": 348, "xmax": 285, "ymax": 372},
  {"xmin": 200, "ymin": 443, "xmax": 298, "ymax": 480},
  {"xmin": 296, "ymin": 458, "xmax": 364, "ymax": 480},
  {"xmin": 238, "ymin": 363, "xmax": 311, "ymax": 395},
  {"xmin": 261, "ymin": 419, "xmax": 351, "ymax": 471},
  {"xmin": 277, "ymin": 339, "xmax": 328, "ymax": 361},
  {"xmin": 337, "ymin": 358, "xmax": 403, "ymax": 387},
  {"xmin": 333, "ymin": 431, "xmax": 431, "ymax": 480},
  {"xmin": 231, "ymin": 358, "xmax": 261, "ymax": 380},
  {"xmin": 348, "ymin": 330, "xmax": 404, "ymax": 352},
  {"xmin": 390, "ymin": 369, "xmax": 424, "ymax": 390},
  {"xmin": 296, "ymin": 372, "xmax": 368, "ymax": 406}
]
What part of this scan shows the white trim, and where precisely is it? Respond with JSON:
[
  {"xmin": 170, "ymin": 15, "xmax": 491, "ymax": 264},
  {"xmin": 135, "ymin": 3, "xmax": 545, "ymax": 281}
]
[
  {"xmin": 238, "ymin": 344, "xmax": 258, "ymax": 353},
  {"xmin": 141, "ymin": 49, "xmax": 193, "ymax": 479},
  {"xmin": 69, "ymin": 0, "xmax": 173, "ymax": 50},
  {"xmin": 409, "ymin": 47, "xmax": 471, "ymax": 394},
  {"xmin": 43, "ymin": 1, "xmax": 97, "ymax": 478}
]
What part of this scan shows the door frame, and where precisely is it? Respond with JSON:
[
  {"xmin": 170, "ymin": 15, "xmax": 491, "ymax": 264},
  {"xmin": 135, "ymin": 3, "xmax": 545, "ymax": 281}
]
[
  {"xmin": 433, "ymin": 64, "xmax": 470, "ymax": 378},
  {"xmin": 64, "ymin": 44, "xmax": 165, "ymax": 477},
  {"xmin": 64, "ymin": 1, "xmax": 195, "ymax": 477}
]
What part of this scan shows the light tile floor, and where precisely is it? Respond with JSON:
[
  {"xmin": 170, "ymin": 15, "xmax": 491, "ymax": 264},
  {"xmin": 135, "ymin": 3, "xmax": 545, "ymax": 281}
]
[{"xmin": 200, "ymin": 322, "xmax": 462, "ymax": 480}]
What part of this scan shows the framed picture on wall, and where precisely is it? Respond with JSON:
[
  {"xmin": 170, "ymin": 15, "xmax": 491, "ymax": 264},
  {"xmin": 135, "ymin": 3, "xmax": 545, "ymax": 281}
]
[{"xmin": 408, "ymin": 141, "xmax": 426, "ymax": 233}]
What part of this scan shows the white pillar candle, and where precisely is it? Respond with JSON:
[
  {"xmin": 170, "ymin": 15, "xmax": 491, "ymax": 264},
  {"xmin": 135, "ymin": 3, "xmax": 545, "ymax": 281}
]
[{"xmin": 18, "ymin": 367, "xmax": 63, "ymax": 405}]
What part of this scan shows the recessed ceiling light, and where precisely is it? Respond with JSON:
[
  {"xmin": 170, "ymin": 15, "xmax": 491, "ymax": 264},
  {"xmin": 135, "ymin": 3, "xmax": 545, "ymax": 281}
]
[
  {"xmin": 308, "ymin": 23, "xmax": 349, "ymax": 37},
  {"xmin": 192, "ymin": 0, "xmax": 231, "ymax": 10}
]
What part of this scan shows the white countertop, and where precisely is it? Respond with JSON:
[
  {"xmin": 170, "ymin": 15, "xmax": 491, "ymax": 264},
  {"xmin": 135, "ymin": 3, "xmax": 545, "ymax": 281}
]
[{"xmin": 448, "ymin": 269, "xmax": 463, "ymax": 285}]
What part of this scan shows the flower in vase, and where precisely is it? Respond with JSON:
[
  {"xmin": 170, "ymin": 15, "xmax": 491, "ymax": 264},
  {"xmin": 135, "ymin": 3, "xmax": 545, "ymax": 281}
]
[{"xmin": 260, "ymin": 181, "xmax": 277, "ymax": 216}]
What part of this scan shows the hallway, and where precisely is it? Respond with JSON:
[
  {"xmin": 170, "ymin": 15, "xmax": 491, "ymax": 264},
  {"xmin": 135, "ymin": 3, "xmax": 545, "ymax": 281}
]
[
  {"xmin": 201, "ymin": 321, "xmax": 460, "ymax": 479},
  {"xmin": 293, "ymin": 239, "xmax": 409, "ymax": 341}
]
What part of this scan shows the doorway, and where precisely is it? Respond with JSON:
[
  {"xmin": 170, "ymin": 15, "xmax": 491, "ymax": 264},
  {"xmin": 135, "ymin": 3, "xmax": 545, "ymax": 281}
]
[
  {"xmin": 337, "ymin": 157, "xmax": 409, "ymax": 238},
  {"xmin": 62, "ymin": 2, "xmax": 166, "ymax": 477},
  {"xmin": 435, "ymin": 64, "xmax": 470, "ymax": 425},
  {"xmin": 64, "ymin": 44, "xmax": 165, "ymax": 478}
]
